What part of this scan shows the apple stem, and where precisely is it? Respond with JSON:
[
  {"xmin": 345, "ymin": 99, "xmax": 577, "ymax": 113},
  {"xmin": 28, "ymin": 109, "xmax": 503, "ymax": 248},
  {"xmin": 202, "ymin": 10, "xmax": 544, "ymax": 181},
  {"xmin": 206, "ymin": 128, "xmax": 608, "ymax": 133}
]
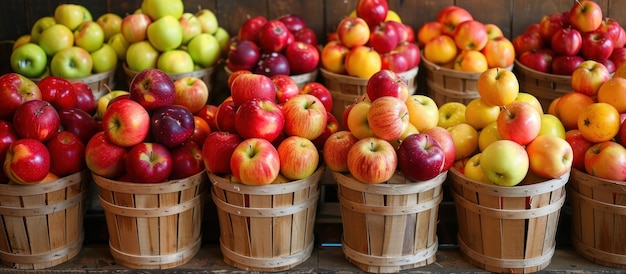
[
  {"xmin": 501, "ymin": 105, "xmax": 512, "ymax": 117},
  {"xmin": 575, "ymin": 0, "xmax": 583, "ymax": 8}
]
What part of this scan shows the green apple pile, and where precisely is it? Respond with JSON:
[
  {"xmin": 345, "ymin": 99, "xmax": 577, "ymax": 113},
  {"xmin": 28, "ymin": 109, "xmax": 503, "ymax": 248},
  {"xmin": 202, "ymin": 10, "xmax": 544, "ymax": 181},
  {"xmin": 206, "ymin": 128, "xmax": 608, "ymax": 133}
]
[
  {"xmin": 10, "ymin": 4, "xmax": 120, "ymax": 79},
  {"xmin": 439, "ymin": 67, "xmax": 573, "ymax": 187},
  {"xmin": 121, "ymin": 0, "xmax": 230, "ymax": 74}
]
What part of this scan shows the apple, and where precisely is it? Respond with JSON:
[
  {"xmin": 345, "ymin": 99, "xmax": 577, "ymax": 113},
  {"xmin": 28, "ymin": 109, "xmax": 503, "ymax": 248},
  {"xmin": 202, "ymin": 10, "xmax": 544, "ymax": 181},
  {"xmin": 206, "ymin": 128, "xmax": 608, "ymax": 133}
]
[
  {"xmin": 599, "ymin": 18, "xmax": 626, "ymax": 48},
  {"xmin": 578, "ymin": 102, "xmax": 621, "ymax": 143},
  {"xmin": 196, "ymin": 104, "xmax": 219, "ymax": 132},
  {"xmin": 125, "ymin": 142, "xmax": 173, "ymax": 183},
  {"xmin": 95, "ymin": 90, "xmax": 129, "ymax": 119},
  {"xmin": 423, "ymin": 126, "xmax": 456, "ymax": 172},
  {"xmin": 447, "ymin": 122, "xmax": 479, "ymax": 160},
  {"xmin": 345, "ymin": 45, "xmax": 381, "ymax": 79},
  {"xmin": 417, "ymin": 21, "xmax": 443, "ymax": 47},
  {"xmin": 320, "ymin": 40, "xmax": 349, "ymax": 74},
  {"xmin": 187, "ymin": 33, "xmax": 221, "ymax": 68},
  {"xmin": 90, "ymin": 43, "xmax": 118, "ymax": 73},
  {"xmin": 284, "ymin": 41, "xmax": 319, "ymax": 75},
  {"xmin": 464, "ymin": 97, "xmax": 500, "ymax": 130},
  {"xmin": 120, "ymin": 13, "xmax": 152, "ymax": 44},
  {"xmin": 436, "ymin": 6, "xmax": 473, "ymax": 37},
  {"xmin": 463, "ymin": 153, "xmax": 491, "ymax": 183},
  {"xmin": 312, "ymin": 111, "xmax": 340, "ymax": 150},
  {"xmin": 598, "ymin": 77, "xmax": 626, "ymax": 113},
  {"xmin": 367, "ymin": 96, "xmax": 409, "ymax": 141},
  {"xmin": 30, "ymin": 16, "xmax": 56, "ymax": 43},
  {"xmin": 102, "ymin": 98, "xmax": 150, "ymax": 147},
  {"xmin": 54, "ymin": 4, "xmax": 84, "ymax": 31},
  {"xmin": 173, "ymin": 76, "xmax": 209, "ymax": 114},
  {"xmin": 539, "ymin": 113, "xmax": 566, "ymax": 139},
  {"xmin": 257, "ymin": 20, "xmax": 290, "ymax": 53},
  {"xmin": 201, "ymin": 131, "xmax": 242, "ymax": 176},
  {"xmin": 478, "ymin": 121, "xmax": 502, "ymax": 152},
  {"xmin": 74, "ymin": 21, "xmax": 105, "ymax": 53},
  {"xmin": 229, "ymin": 73, "xmax": 275, "ymax": 106},
  {"xmin": 50, "ymin": 46, "xmax": 93, "ymax": 79},
  {"xmin": 178, "ymin": 12, "xmax": 202, "ymax": 45},
  {"xmin": 129, "ymin": 68, "xmax": 176, "ymax": 111},
  {"xmin": 454, "ymin": 20, "xmax": 488, "ymax": 51},
  {"xmin": 147, "ymin": 15, "xmax": 183, "ymax": 52},
  {"xmin": 453, "ymin": 50, "xmax": 488, "ymax": 72},
  {"xmin": 380, "ymin": 51, "xmax": 409, "ymax": 74},
  {"xmin": 569, "ymin": 0, "xmax": 603, "ymax": 33},
  {"xmin": 273, "ymin": 74, "xmax": 299, "ymax": 104},
  {"xmin": 46, "ymin": 131, "xmax": 85, "ymax": 177},
  {"xmin": 96, "ymin": 13, "xmax": 123, "ymax": 41},
  {"xmin": 10, "ymin": 43, "xmax": 47, "ymax": 78},
  {"xmin": 526, "ymin": 135, "xmax": 573, "ymax": 179},
  {"xmin": 565, "ymin": 129, "xmax": 593, "ymax": 171},
  {"xmin": 150, "ymin": 105, "xmax": 195, "ymax": 148},
  {"xmin": 0, "ymin": 121, "xmax": 18, "ymax": 182},
  {"xmin": 423, "ymin": 34, "xmax": 457, "ymax": 65},
  {"xmin": 347, "ymin": 137, "xmax": 397, "ymax": 184},
  {"xmin": 581, "ymin": 30, "xmax": 615, "ymax": 62},
  {"xmin": 438, "ymin": 102, "xmax": 466, "ymax": 129},
  {"xmin": 299, "ymin": 82, "xmax": 333, "ymax": 112},
  {"xmin": 336, "ymin": 17, "xmax": 370, "ymax": 48},
  {"xmin": 323, "ymin": 130, "xmax": 358, "ymax": 172},
  {"xmin": 38, "ymin": 24, "xmax": 74, "ymax": 57},
  {"xmin": 294, "ymin": 27, "xmax": 318, "ymax": 47},
  {"xmin": 551, "ymin": 27, "xmax": 582, "ymax": 56},
  {"xmin": 58, "ymin": 107, "xmax": 99, "ymax": 144},
  {"xmin": 356, "ymin": 0, "xmax": 388, "ymax": 28},
  {"xmin": 226, "ymin": 40, "xmax": 262, "ymax": 72},
  {"xmin": 85, "ymin": 131, "xmax": 127, "ymax": 179},
  {"xmin": 37, "ymin": 76, "xmax": 77, "ymax": 110},
  {"xmin": 571, "ymin": 60, "xmax": 611, "ymax": 97},
  {"xmin": 237, "ymin": 15, "xmax": 267, "ymax": 43},
  {"xmin": 170, "ymin": 142, "xmax": 204, "ymax": 180},
  {"xmin": 481, "ymin": 36, "xmax": 515, "ymax": 69},
  {"xmin": 215, "ymin": 99, "xmax": 238, "ymax": 133},
  {"xmin": 277, "ymin": 136, "xmax": 319, "ymax": 180},
  {"xmin": 12, "ymin": 99, "xmax": 60, "ymax": 142},
  {"xmin": 518, "ymin": 48, "xmax": 553, "ymax": 73},
  {"xmin": 234, "ymin": 97, "xmax": 284, "ymax": 142},
  {"xmin": 512, "ymin": 30, "xmax": 544, "ymax": 56},
  {"xmin": 405, "ymin": 94, "xmax": 438, "ymax": 132},
  {"xmin": 196, "ymin": 8, "xmax": 219, "ymax": 35},
  {"xmin": 551, "ymin": 55, "xmax": 585, "ymax": 76},
  {"xmin": 282, "ymin": 94, "xmax": 328, "ymax": 140},
  {"xmin": 141, "ymin": 0, "xmax": 184, "ymax": 21},
  {"xmin": 156, "ymin": 49, "xmax": 195, "ymax": 74},
  {"xmin": 0, "ymin": 73, "xmax": 42, "ymax": 120},
  {"xmin": 189, "ymin": 115, "xmax": 211, "ymax": 147},
  {"xmin": 347, "ymin": 100, "xmax": 374, "ymax": 139},
  {"xmin": 278, "ymin": 13, "xmax": 306, "ymax": 33},
  {"xmin": 3, "ymin": 138, "xmax": 50, "ymax": 184},
  {"xmin": 555, "ymin": 91, "xmax": 595, "ymax": 130},
  {"xmin": 254, "ymin": 52, "xmax": 290, "ymax": 77},
  {"xmin": 497, "ymin": 101, "xmax": 542, "ymax": 146},
  {"xmin": 477, "ymin": 67, "xmax": 519, "ymax": 107},
  {"xmin": 369, "ymin": 21, "xmax": 399, "ymax": 54},
  {"xmin": 599, "ymin": 58, "xmax": 616, "ymax": 74},
  {"xmin": 125, "ymin": 41, "xmax": 159, "ymax": 71},
  {"xmin": 584, "ymin": 141, "xmax": 626, "ymax": 181},
  {"xmin": 397, "ymin": 133, "xmax": 445, "ymax": 181},
  {"xmin": 366, "ymin": 69, "xmax": 409, "ymax": 102},
  {"xmin": 480, "ymin": 139, "xmax": 529, "ymax": 186},
  {"xmin": 538, "ymin": 12, "xmax": 568, "ymax": 43},
  {"xmin": 230, "ymin": 137, "xmax": 280, "ymax": 186}
]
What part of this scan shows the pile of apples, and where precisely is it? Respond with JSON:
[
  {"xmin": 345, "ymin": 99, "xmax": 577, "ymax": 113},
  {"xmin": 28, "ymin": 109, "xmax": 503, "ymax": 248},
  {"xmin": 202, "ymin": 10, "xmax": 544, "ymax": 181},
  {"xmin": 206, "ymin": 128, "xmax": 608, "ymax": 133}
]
[
  {"xmin": 437, "ymin": 67, "xmax": 573, "ymax": 186},
  {"xmin": 546, "ymin": 61, "xmax": 626, "ymax": 181},
  {"xmin": 323, "ymin": 70, "xmax": 455, "ymax": 184},
  {"xmin": 320, "ymin": 0, "xmax": 421, "ymax": 78},
  {"xmin": 120, "ymin": 0, "xmax": 229, "ymax": 74},
  {"xmin": 202, "ymin": 70, "xmax": 337, "ymax": 186},
  {"xmin": 513, "ymin": 0, "xmax": 626, "ymax": 75},
  {"xmin": 0, "ymin": 72, "xmax": 105, "ymax": 185},
  {"xmin": 10, "ymin": 3, "xmax": 121, "ymax": 79},
  {"xmin": 85, "ymin": 68, "xmax": 214, "ymax": 183},
  {"xmin": 418, "ymin": 6, "xmax": 515, "ymax": 73},
  {"xmin": 225, "ymin": 13, "xmax": 320, "ymax": 77}
]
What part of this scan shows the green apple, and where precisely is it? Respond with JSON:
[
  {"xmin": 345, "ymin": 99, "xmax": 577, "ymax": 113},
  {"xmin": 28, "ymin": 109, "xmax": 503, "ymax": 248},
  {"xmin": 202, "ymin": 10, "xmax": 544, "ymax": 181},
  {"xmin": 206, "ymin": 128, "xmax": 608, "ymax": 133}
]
[
  {"xmin": 213, "ymin": 26, "xmax": 230, "ymax": 52},
  {"xmin": 179, "ymin": 12, "xmax": 202, "ymax": 45},
  {"xmin": 187, "ymin": 33, "xmax": 221, "ymax": 68},
  {"xmin": 30, "ymin": 16, "xmax": 56, "ymax": 43},
  {"xmin": 147, "ymin": 15, "xmax": 183, "ymax": 52},
  {"xmin": 438, "ymin": 101, "xmax": 467, "ymax": 129},
  {"xmin": 91, "ymin": 43, "xmax": 118, "ymax": 73},
  {"xmin": 54, "ymin": 4, "xmax": 85, "ymax": 30},
  {"xmin": 50, "ymin": 46, "xmax": 93, "ymax": 79},
  {"xmin": 141, "ymin": 0, "xmax": 184, "ymax": 20},
  {"xmin": 74, "ymin": 21, "xmax": 105, "ymax": 53},
  {"xmin": 80, "ymin": 5, "xmax": 93, "ymax": 22},
  {"xmin": 480, "ymin": 139, "xmax": 529, "ymax": 186},
  {"xmin": 96, "ymin": 90, "xmax": 130, "ymax": 119},
  {"xmin": 96, "ymin": 13, "xmax": 123, "ymax": 41},
  {"xmin": 195, "ymin": 9, "xmax": 218, "ymax": 34},
  {"xmin": 38, "ymin": 24, "xmax": 74, "ymax": 56},
  {"xmin": 157, "ymin": 49, "xmax": 194, "ymax": 73},
  {"xmin": 107, "ymin": 32, "xmax": 129, "ymax": 61},
  {"xmin": 125, "ymin": 41, "xmax": 159, "ymax": 71},
  {"xmin": 10, "ymin": 43, "xmax": 48, "ymax": 78}
]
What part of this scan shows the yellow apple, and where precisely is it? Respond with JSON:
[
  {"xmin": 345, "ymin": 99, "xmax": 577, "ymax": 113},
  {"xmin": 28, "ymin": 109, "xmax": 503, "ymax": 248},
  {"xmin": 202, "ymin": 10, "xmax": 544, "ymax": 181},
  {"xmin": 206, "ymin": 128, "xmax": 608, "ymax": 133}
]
[
  {"xmin": 424, "ymin": 34, "xmax": 457, "ymax": 65},
  {"xmin": 478, "ymin": 121, "xmax": 501, "ymax": 152},
  {"xmin": 514, "ymin": 92, "xmax": 543, "ymax": 115},
  {"xmin": 405, "ymin": 94, "xmax": 439, "ymax": 132},
  {"xmin": 465, "ymin": 98, "xmax": 500, "ymax": 130},
  {"xmin": 538, "ymin": 114, "xmax": 566, "ymax": 139},
  {"xmin": 347, "ymin": 100, "xmax": 374, "ymax": 139},
  {"xmin": 477, "ymin": 67, "xmax": 519, "ymax": 107},
  {"xmin": 453, "ymin": 50, "xmax": 488, "ymax": 73},
  {"xmin": 447, "ymin": 122, "xmax": 479, "ymax": 160},
  {"xmin": 463, "ymin": 153, "xmax": 491, "ymax": 183},
  {"xmin": 438, "ymin": 102, "xmax": 466, "ymax": 128}
]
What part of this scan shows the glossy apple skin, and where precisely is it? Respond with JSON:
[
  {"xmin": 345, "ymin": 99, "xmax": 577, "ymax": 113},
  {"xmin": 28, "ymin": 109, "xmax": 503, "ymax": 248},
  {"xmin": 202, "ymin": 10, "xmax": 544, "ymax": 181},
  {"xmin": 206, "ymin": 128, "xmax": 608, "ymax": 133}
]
[
  {"xmin": 202, "ymin": 131, "xmax": 243, "ymax": 175},
  {"xmin": 0, "ymin": 73, "xmax": 42, "ymax": 120},
  {"xmin": 59, "ymin": 107, "xmax": 100, "ymax": 144},
  {"xmin": 85, "ymin": 131, "xmax": 128, "ymax": 179},
  {"xmin": 257, "ymin": 20, "xmax": 291, "ymax": 53},
  {"xmin": 238, "ymin": 16, "xmax": 267, "ymax": 44},
  {"xmin": 102, "ymin": 99, "xmax": 150, "ymax": 147},
  {"xmin": 312, "ymin": 111, "xmax": 340, "ymax": 150},
  {"xmin": 347, "ymin": 136, "xmax": 397, "ymax": 184},
  {"xmin": 129, "ymin": 68, "xmax": 176, "ymax": 111},
  {"xmin": 229, "ymin": 73, "xmax": 276, "ymax": 107},
  {"xmin": 125, "ymin": 142, "xmax": 173, "ymax": 183},
  {"xmin": 234, "ymin": 97, "xmax": 284, "ymax": 142},
  {"xmin": 254, "ymin": 52, "xmax": 290, "ymax": 77},
  {"xmin": 284, "ymin": 41, "xmax": 319, "ymax": 75},
  {"xmin": 230, "ymin": 137, "xmax": 280, "ymax": 186},
  {"xmin": 46, "ymin": 131, "xmax": 85, "ymax": 177},
  {"xmin": 72, "ymin": 81, "xmax": 97, "ymax": 115},
  {"xmin": 282, "ymin": 94, "xmax": 328, "ymax": 140},
  {"xmin": 13, "ymin": 99, "xmax": 61, "ymax": 142},
  {"xmin": 170, "ymin": 142, "xmax": 204, "ymax": 179},
  {"xmin": 37, "ymin": 76, "xmax": 77, "ymax": 110},
  {"xmin": 226, "ymin": 40, "xmax": 261, "ymax": 72},
  {"xmin": 150, "ymin": 105, "xmax": 195, "ymax": 148},
  {"xmin": 397, "ymin": 133, "xmax": 445, "ymax": 181},
  {"xmin": 0, "ymin": 121, "xmax": 19, "ymax": 183},
  {"xmin": 4, "ymin": 138, "xmax": 50, "ymax": 184},
  {"xmin": 299, "ymin": 82, "xmax": 333, "ymax": 112}
]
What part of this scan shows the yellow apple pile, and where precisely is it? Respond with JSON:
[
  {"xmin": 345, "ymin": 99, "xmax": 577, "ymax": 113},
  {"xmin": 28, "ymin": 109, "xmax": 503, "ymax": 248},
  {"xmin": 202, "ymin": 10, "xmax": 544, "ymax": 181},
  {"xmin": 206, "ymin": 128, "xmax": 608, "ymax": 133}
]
[
  {"xmin": 120, "ymin": 0, "xmax": 230, "ymax": 75},
  {"xmin": 10, "ymin": 4, "xmax": 121, "ymax": 79},
  {"xmin": 441, "ymin": 67, "xmax": 573, "ymax": 187},
  {"xmin": 418, "ymin": 6, "xmax": 515, "ymax": 73},
  {"xmin": 546, "ymin": 61, "xmax": 626, "ymax": 181}
]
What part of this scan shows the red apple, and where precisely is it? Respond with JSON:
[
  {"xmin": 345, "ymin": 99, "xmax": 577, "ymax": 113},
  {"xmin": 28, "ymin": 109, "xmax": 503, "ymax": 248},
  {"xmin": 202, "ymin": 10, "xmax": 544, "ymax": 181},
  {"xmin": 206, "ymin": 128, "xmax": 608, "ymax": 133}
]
[
  {"xmin": 571, "ymin": 60, "xmax": 611, "ymax": 97},
  {"xmin": 120, "ymin": 13, "xmax": 151, "ymax": 43},
  {"xmin": 125, "ymin": 142, "xmax": 173, "ymax": 183},
  {"xmin": 356, "ymin": 0, "xmax": 388, "ymax": 29},
  {"xmin": 238, "ymin": 16, "xmax": 267, "ymax": 44},
  {"xmin": 581, "ymin": 30, "xmax": 615, "ymax": 62},
  {"xmin": 102, "ymin": 99, "xmax": 150, "ymax": 147},
  {"xmin": 226, "ymin": 39, "xmax": 261, "ymax": 72},
  {"xmin": 518, "ymin": 49, "xmax": 553, "ymax": 73},
  {"xmin": 230, "ymin": 137, "xmax": 280, "ymax": 185},
  {"xmin": 169, "ymin": 142, "xmax": 204, "ymax": 179},
  {"xmin": 551, "ymin": 55, "xmax": 585, "ymax": 76},
  {"xmin": 46, "ymin": 131, "xmax": 84, "ymax": 177},
  {"xmin": 497, "ymin": 101, "xmax": 542, "ymax": 146},
  {"xmin": 347, "ymin": 137, "xmax": 397, "ymax": 184},
  {"xmin": 0, "ymin": 73, "xmax": 42, "ymax": 120},
  {"xmin": 610, "ymin": 47, "xmax": 626, "ymax": 70},
  {"xmin": 551, "ymin": 27, "xmax": 582, "ymax": 56},
  {"xmin": 197, "ymin": 104, "xmax": 219, "ymax": 132},
  {"xmin": 311, "ymin": 111, "xmax": 339, "ymax": 150},
  {"xmin": 254, "ymin": 52, "xmax": 290, "ymax": 77},
  {"xmin": 569, "ymin": 0, "xmax": 603, "ymax": 33},
  {"xmin": 173, "ymin": 76, "xmax": 209, "ymax": 115},
  {"xmin": 565, "ymin": 129, "xmax": 593, "ymax": 171},
  {"xmin": 85, "ymin": 131, "xmax": 127, "ymax": 179},
  {"xmin": 58, "ymin": 107, "xmax": 100, "ymax": 144},
  {"xmin": 150, "ymin": 105, "xmax": 195, "ymax": 148},
  {"xmin": 294, "ymin": 27, "xmax": 318, "ymax": 47},
  {"xmin": 13, "ymin": 99, "xmax": 60, "ymax": 142},
  {"xmin": 397, "ymin": 133, "xmax": 445, "ymax": 181},
  {"xmin": 367, "ymin": 96, "xmax": 409, "ymax": 141},
  {"xmin": 234, "ymin": 97, "xmax": 284, "ymax": 142},
  {"xmin": 299, "ymin": 82, "xmax": 333, "ymax": 113},
  {"xmin": 584, "ymin": 141, "xmax": 626, "ymax": 181},
  {"xmin": 323, "ymin": 130, "xmax": 358, "ymax": 172},
  {"xmin": 539, "ymin": 13, "xmax": 568, "ymax": 43},
  {"xmin": 229, "ymin": 73, "xmax": 276, "ymax": 106},
  {"xmin": 423, "ymin": 126, "xmax": 457, "ymax": 172},
  {"xmin": 202, "ymin": 131, "xmax": 243, "ymax": 175},
  {"xmin": 284, "ymin": 41, "xmax": 319, "ymax": 75},
  {"xmin": 272, "ymin": 74, "xmax": 299, "ymax": 104},
  {"xmin": 599, "ymin": 17, "xmax": 626, "ymax": 48},
  {"xmin": 512, "ymin": 30, "xmax": 543, "ymax": 56},
  {"xmin": 395, "ymin": 41, "xmax": 421, "ymax": 69},
  {"xmin": 129, "ymin": 68, "xmax": 176, "ymax": 111},
  {"xmin": 277, "ymin": 135, "xmax": 319, "ymax": 180},
  {"xmin": 72, "ymin": 82, "xmax": 97, "ymax": 115},
  {"xmin": 380, "ymin": 52, "xmax": 410, "ymax": 74},
  {"xmin": 3, "ymin": 138, "xmax": 50, "ymax": 184},
  {"xmin": 278, "ymin": 13, "xmax": 306, "ymax": 33},
  {"xmin": 215, "ymin": 99, "xmax": 238, "ymax": 133},
  {"xmin": 366, "ymin": 69, "xmax": 410, "ymax": 102},
  {"xmin": 369, "ymin": 21, "xmax": 399, "ymax": 54},
  {"xmin": 257, "ymin": 20, "xmax": 290, "ymax": 53},
  {"xmin": 388, "ymin": 21, "xmax": 415, "ymax": 44},
  {"xmin": 436, "ymin": 6, "xmax": 473, "ymax": 37},
  {"xmin": 37, "ymin": 76, "xmax": 77, "ymax": 110},
  {"xmin": 282, "ymin": 94, "xmax": 328, "ymax": 140},
  {"xmin": 0, "ymin": 121, "xmax": 18, "ymax": 183},
  {"xmin": 189, "ymin": 115, "xmax": 211, "ymax": 148}
]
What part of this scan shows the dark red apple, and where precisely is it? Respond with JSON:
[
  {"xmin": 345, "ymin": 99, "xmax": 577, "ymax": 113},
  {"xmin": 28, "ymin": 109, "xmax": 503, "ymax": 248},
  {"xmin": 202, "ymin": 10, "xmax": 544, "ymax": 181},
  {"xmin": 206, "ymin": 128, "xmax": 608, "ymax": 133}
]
[
  {"xmin": 294, "ymin": 27, "xmax": 318, "ymax": 47},
  {"xmin": 202, "ymin": 131, "xmax": 243, "ymax": 175},
  {"xmin": 257, "ymin": 20, "xmax": 290, "ymax": 53},
  {"xmin": 518, "ymin": 49, "xmax": 554, "ymax": 73},
  {"xmin": 369, "ymin": 21, "xmax": 399, "ymax": 54},
  {"xmin": 125, "ymin": 142, "xmax": 173, "ymax": 183},
  {"xmin": 539, "ymin": 12, "xmax": 569, "ymax": 43},
  {"xmin": 46, "ymin": 131, "xmax": 85, "ymax": 177},
  {"xmin": 37, "ymin": 76, "xmax": 77, "ymax": 110},
  {"xmin": 129, "ymin": 68, "xmax": 176, "ymax": 111},
  {"xmin": 581, "ymin": 30, "xmax": 615, "ymax": 62},
  {"xmin": 215, "ymin": 99, "xmax": 238, "ymax": 133},
  {"xmin": 550, "ymin": 27, "xmax": 582, "ymax": 56},
  {"xmin": 284, "ymin": 41, "xmax": 319, "ymax": 75},
  {"xmin": 278, "ymin": 13, "xmax": 307, "ymax": 33},
  {"xmin": 226, "ymin": 39, "xmax": 261, "ymax": 72},
  {"xmin": 13, "ymin": 99, "xmax": 60, "ymax": 142},
  {"xmin": 356, "ymin": 0, "xmax": 389, "ymax": 29},
  {"xmin": 551, "ymin": 55, "xmax": 585, "ymax": 75},
  {"xmin": 72, "ymin": 81, "xmax": 97, "ymax": 115},
  {"xmin": 254, "ymin": 52, "xmax": 291, "ymax": 77},
  {"xmin": 170, "ymin": 142, "xmax": 204, "ymax": 179},
  {"xmin": 150, "ymin": 105, "xmax": 195, "ymax": 148},
  {"xmin": 397, "ymin": 133, "xmax": 445, "ymax": 181},
  {"xmin": 512, "ymin": 31, "xmax": 544, "ymax": 56},
  {"xmin": 238, "ymin": 16, "xmax": 267, "ymax": 43},
  {"xmin": 58, "ymin": 107, "xmax": 100, "ymax": 144}
]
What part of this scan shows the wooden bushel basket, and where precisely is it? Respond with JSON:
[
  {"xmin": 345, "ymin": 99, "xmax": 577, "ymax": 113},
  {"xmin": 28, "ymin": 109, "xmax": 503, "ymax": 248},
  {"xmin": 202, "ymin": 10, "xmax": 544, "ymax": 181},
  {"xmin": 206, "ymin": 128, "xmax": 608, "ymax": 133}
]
[
  {"xmin": 92, "ymin": 171, "xmax": 208, "ymax": 269},
  {"xmin": 320, "ymin": 67, "xmax": 418, "ymax": 126},
  {"xmin": 208, "ymin": 166, "xmax": 323, "ymax": 272},
  {"xmin": 0, "ymin": 170, "xmax": 88, "ymax": 269},
  {"xmin": 514, "ymin": 59, "xmax": 571, "ymax": 113},
  {"xmin": 333, "ymin": 170, "xmax": 446, "ymax": 273},
  {"xmin": 450, "ymin": 168, "xmax": 568, "ymax": 273},
  {"xmin": 568, "ymin": 168, "xmax": 626, "ymax": 269},
  {"xmin": 422, "ymin": 56, "xmax": 513, "ymax": 107}
]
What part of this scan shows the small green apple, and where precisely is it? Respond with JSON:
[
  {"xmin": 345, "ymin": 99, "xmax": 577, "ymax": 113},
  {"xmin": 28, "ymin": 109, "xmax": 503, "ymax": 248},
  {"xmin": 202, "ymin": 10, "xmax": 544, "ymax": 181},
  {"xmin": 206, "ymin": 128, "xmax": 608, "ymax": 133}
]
[
  {"xmin": 195, "ymin": 9, "xmax": 218, "ymax": 34},
  {"xmin": 107, "ymin": 32, "xmax": 129, "ymax": 61},
  {"xmin": 30, "ymin": 16, "xmax": 56, "ymax": 43},
  {"xmin": 213, "ymin": 26, "xmax": 230, "ymax": 52},
  {"xmin": 54, "ymin": 4, "xmax": 85, "ymax": 31},
  {"xmin": 96, "ymin": 13, "xmax": 123, "ymax": 41},
  {"xmin": 50, "ymin": 46, "xmax": 93, "ymax": 79},
  {"xmin": 187, "ymin": 33, "xmax": 221, "ymax": 68},
  {"xmin": 74, "ymin": 21, "xmax": 105, "ymax": 52},
  {"xmin": 91, "ymin": 43, "xmax": 118, "ymax": 73},
  {"xmin": 10, "ymin": 43, "xmax": 48, "ymax": 78},
  {"xmin": 125, "ymin": 41, "xmax": 159, "ymax": 71},
  {"xmin": 141, "ymin": 0, "xmax": 184, "ymax": 20},
  {"xmin": 157, "ymin": 49, "xmax": 194, "ymax": 73},
  {"xmin": 179, "ymin": 12, "xmax": 202, "ymax": 45},
  {"xmin": 480, "ymin": 139, "xmax": 529, "ymax": 186},
  {"xmin": 147, "ymin": 15, "xmax": 183, "ymax": 52},
  {"xmin": 38, "ymin": 24, "xmax": 74, "ymax": 56}
]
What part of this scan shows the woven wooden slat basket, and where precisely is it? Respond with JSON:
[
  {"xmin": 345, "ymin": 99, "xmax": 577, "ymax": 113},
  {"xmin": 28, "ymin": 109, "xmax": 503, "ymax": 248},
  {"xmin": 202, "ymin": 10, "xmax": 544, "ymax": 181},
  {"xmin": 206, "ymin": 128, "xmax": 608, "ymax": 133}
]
[
  {"xmin": 30, "ymin": 68, "xmax": 116, "ymax": 100},
  {"xmin": 422, "ymin": 57, "xmax": 513, "ymax": 107},
  {"xmin": 0, "ymin": 170, "xmax": 88, "ymax": 269},
  {"xmin": 208, "ymin": 166, "xmax": 323, "ymax": 272},
  {"xmin": 334, "ymin": 170, "xmax": 446, "ymax": 273},
  {"xmin": 320, "ymin": 67, "xmax": 418, "ymax": 126},
  {"xmin": 514, "ymin": 59, "xmax": 571, "ymax": 113},
  {"xmin": 568, "ymin": 168, "xmax": 626, "ymax": 269},
  {"xmin": 449, "ymin": 168, "xmax": 568, "ymax": 273},
  {"xmin": 224, "ymin": 66, "xmax": 319, "ymax": 90},
  {"xmin": 92, "ymin": 171, "xmax": 208, "ymax": 269}
]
